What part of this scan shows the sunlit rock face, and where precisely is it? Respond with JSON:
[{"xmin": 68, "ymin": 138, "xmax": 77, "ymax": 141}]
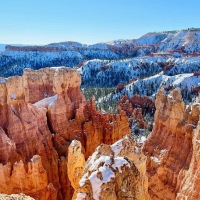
[
  {"xmin": 72, "ymin": 135, "xmax": 150, "ymax": 200},
  {"xmin": 176, "ymin": 117, "xmax": 200, "ymax": 200},
  {"xmin": 0, "ymin": 67, "xmax": 130, "ymax": 200},
  {"xmin": 143, "ymin": 88, "xmax": 200, "ymax": 200}
]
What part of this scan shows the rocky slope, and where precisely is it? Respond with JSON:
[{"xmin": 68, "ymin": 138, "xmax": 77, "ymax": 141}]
[
  {"xmin": 134, "ymin": 29, "xmax": 200, "ymax": 53},
  {"xmin": 79, "ymin": 56, "xmax": 200, "ymax": 87},
  {"xmin": 1, "ymin": 29, "xmax": 200, "ymax": 78},
  {"xmin": 0, "ymin": 67, "xmax": 130, "ymax": 200}
]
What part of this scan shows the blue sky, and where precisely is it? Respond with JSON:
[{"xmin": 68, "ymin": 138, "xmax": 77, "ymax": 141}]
[{"xmin": 0, "ymin": 0, "xmax": 200, "ymax": 45}]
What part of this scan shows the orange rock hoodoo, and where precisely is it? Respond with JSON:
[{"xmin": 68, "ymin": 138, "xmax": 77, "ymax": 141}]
[
  {"xmin": 143, "ymin": 88, "xmax": 200, "ymax": 200},
  {"xmin": 0, "ymin": 67, "xmax": 130, "ymax": 200}
]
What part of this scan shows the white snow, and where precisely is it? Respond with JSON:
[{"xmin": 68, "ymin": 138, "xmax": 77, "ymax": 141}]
[
  {"xmin": 89, "ymin": 156, "xmax": 112, "ymax": 171},
  {"xmin": 34, "ymin": 94, "xmax": 58, "ymax": 108},
  {"xmin": 11, "ymin": 93, "xmax": 16, "ymax": 99},
  {"xmin": 150, "ymin": 156, "xmax": 161, "ymax": 164},
  {"xmin": 134, "ymin": 146, "xmax": 140, "ymax": 154},
  {"xmin": 111, "ymin": 139, "xmax": 123, "ymax": 156},
  {"xmin": 141, "ymin": 136, "xmax": 147, "ymax": 142},
  {"xmin": 112, "ymin": 157, "xmax": 130, "ymax": 173},
  {"xmin": 76, "ymin": 192, "xmax": 87, "ymax": 200},
  {"xmin": 0, "ymin": 79, "xmax": 6, "ymax": 83},
  {"xmin": 70, "ymin": 140, "xmax": 78, "ymax": 147},
  {"xmin": 88, "ymin": 165, "xmax": 115, "ymax": 200},
  {"xmin": 79, "ymin": 153, "xmax": 130, "ymax": 200}
]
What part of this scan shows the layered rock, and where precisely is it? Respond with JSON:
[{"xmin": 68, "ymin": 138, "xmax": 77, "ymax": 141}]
[
  {"xmin": 0, "ymin": 67, "xmax": 130, "ymax": 200},
  {"xmin": 72, "ymin": 135, "xmax": 150, "ymax": 200},
  {"xmin": 143, "ymin": 88, "xmax": 200, "ymax": 200}
]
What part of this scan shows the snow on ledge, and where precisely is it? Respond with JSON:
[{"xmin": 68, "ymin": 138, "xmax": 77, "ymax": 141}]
[
  {"xmin": 34, "ymin": 94, "xmax": 58, "ymax": 108},
  {"xmin": 111, "ymin": 139, "xmax": 123, "ymax": 156},
  {"xmin": 79, "ymin": 155, "xmax": 130, "ymax": 200}
]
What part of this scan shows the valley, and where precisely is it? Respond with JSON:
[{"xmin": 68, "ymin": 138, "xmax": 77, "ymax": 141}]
[{"xmin": 0, "ymin": 28, "xmax": 200, "ymax": 199}]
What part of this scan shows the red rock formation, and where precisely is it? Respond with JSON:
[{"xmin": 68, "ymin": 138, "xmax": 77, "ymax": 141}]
[
  {"xmin": 143, "ymin": 88, "xmax": 200, "ymax": 200},
  {"xmin": 116, "ymin": 84, "xmax": 125, "ymax": 92},
  {"xmin": 118, "ymin": 94, "xmax": 155, "ymax": 128},
  {"xmin": 0, "ymin": 67, "xmax": 130, "ymax": 200},
  {"xmin": 176, "ymin": 115, "xmax": 200, "ymax": 200}
]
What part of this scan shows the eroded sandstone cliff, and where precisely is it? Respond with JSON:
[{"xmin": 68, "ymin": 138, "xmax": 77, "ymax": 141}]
[
  {"xmin": 143, "ymin": 88, "xmax": 200, "ymax": 200},
  {"xmin": 0, "ymin": 67, "xmax": 130, "ymax": 200}
]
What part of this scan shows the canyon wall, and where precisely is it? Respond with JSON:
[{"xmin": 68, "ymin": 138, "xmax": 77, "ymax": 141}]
[
  {"xmin": 0, "ymin": 67, "xmax": 130, "ymax": 200},
  {"xmin": 143, "ymin": 88, "xmax": 200, "ymax": 200}
]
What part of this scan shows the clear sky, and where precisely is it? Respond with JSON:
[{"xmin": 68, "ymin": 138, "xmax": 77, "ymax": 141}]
[{"xmin": 0, "ymin": 0, "xmax": 200, "ymax": 45}]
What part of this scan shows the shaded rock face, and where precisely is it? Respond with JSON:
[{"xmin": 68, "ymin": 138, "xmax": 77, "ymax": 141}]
[
  {"xmin": 143, "ymin": 88, "xmax": 200, "ymax": 200},
  {"xmin": 118, "ymin": 94, "xmax": 155, "ymax": 129},
  {"xmin": 0, "ymin": 67, "xmax": 130, "ymax": 200},
  {"xmin": 72, "ymin": 135, "xmax": 150, "ymax": 200}
]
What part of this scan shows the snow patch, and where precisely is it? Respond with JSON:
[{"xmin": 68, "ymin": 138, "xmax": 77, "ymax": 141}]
[
  {"xmin": 112, "ymin": 157, "xmax": 130, "ymax": 173},
  {"xmin": 111, "ymin": 139, "xmax": 123, "ymax": 156},
  {"xmin": 76, "ymin": 192, "xmax": 87, "ymax": 200},
  {"xmin": 89, "ymin": 156, "xmax": 112, "ymax": 171},
  {"xmin": 34, "ymin": 94, "xmax": 58, "ymax": 108},
  {"xmin": 79, "ymin": 155, "xmax": 130, "ymax": 200},
  {"xmin": 150, "ymin": 156, "xmax": 161, "ymax": 164}
]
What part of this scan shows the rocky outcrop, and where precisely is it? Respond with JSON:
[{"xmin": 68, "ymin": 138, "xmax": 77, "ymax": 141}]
[
  {"xmin": 0, "ymin": 67, "xmax": 130, "ymax": 200},
  {"xmin": 176, "ymin": 110, "xmax": 200, "ymax": 199},
  {"xmin": 0, "ymin": 155, "xmax": 56, "ymax": 200},
  {"xmin": 72, "ymin": 135, "xmax": 150, "ymax": 200},
  {"xmin": 0, "ymin": 193, "xmax": 34, "ymax": 200},
  {"xmin": 143, "ymin": 88, "xmax": 200, "ymax": 200},
  {"xmin": 118, "ymin": 94, "xmax": 155, "ymax": 129}
]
